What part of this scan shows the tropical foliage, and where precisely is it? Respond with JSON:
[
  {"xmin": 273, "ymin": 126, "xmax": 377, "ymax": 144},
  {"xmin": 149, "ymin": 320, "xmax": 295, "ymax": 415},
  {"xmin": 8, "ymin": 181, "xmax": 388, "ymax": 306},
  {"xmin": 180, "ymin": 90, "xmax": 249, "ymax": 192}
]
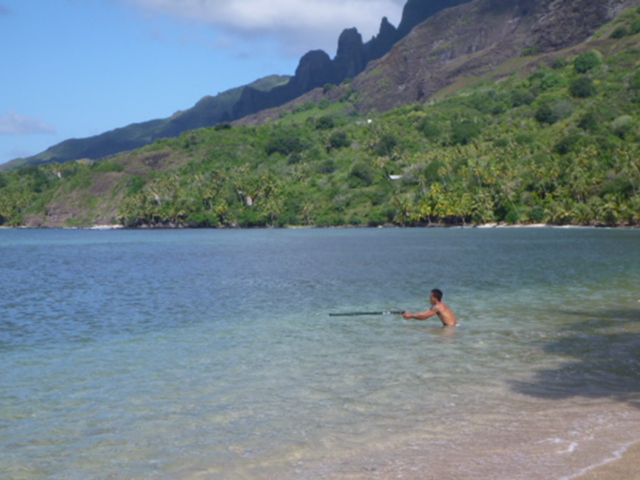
[{"xmin": 3, "ymin": 16, "xmax": 640, "ymax": 228}]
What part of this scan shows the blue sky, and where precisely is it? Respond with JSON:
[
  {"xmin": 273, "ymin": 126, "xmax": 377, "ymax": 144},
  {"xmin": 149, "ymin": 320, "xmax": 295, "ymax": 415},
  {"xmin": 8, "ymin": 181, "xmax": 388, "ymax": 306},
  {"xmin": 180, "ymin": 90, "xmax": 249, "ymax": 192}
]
[{"xmin": 0, "ymin": 0, "xmax": 404, "ymax": 166}]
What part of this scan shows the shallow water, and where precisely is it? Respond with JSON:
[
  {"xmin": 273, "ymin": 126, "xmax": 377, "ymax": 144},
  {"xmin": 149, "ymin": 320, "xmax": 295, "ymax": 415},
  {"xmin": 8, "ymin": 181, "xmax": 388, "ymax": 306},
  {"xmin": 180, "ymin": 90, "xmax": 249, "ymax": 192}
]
[{"xmin": 1, "ymin": 228, "xmax": 639, "ymax": 479}]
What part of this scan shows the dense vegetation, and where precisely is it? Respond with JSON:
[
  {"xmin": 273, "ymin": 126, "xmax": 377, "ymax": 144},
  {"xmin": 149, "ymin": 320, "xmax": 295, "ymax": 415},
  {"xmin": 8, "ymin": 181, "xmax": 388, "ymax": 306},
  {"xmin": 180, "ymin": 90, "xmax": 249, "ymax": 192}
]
[{"xmin": 2, "ymin": 11, "xmax": 640, "ymax": 228}]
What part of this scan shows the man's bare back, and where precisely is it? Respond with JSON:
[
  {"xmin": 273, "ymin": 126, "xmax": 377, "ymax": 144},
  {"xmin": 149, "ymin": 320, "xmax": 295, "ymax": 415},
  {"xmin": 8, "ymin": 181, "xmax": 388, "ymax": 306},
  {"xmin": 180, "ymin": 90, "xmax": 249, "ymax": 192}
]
[{"xmin": 402, "ymin": 289, "xmax": 458, "ymax": 326}]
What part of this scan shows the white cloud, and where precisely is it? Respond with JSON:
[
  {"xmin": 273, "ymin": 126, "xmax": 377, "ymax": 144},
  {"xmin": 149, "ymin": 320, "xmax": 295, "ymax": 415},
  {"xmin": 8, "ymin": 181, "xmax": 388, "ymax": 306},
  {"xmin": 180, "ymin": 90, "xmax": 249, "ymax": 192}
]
[
  {"xmin": 0, "ymin": 111, "xmax": 56, "ymax": 136},
  {"xmin": 124, "ymin": 0, "xmax": 405, "ymax": 56}
]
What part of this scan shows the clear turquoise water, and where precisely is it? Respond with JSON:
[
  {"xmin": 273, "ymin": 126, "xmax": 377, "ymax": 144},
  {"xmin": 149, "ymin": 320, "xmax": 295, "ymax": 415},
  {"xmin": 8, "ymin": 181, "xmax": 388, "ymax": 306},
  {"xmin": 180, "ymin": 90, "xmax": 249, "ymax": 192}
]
[{"xmin": 1, "ymin": 228, "xmax": 639, "ymax": 479}]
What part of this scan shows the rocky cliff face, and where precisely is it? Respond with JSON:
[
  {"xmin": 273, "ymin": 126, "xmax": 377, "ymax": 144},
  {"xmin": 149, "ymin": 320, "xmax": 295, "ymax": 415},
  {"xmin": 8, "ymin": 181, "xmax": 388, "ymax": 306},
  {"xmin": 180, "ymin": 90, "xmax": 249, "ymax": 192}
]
[
  {"xmin": 397, "ymin": 0, "xmax": 474, "ymax": 37},
  {"xmin": 531, "ymin": 0, "xmax": 633, "ymax": 50},
  {"xmin": 334, "ymin": 28, "xmax": 367, "ymax": 80},
  {"xmin": 232, "ymin": 0, "xmax": 471, "ymax": 119},
  {"xmin": 364, "ymin": 17, "xmax": 399, "ymax": 60},
  {"xmin": 350, "ymin": 0, "xmax": 640, "ymax": 112}
]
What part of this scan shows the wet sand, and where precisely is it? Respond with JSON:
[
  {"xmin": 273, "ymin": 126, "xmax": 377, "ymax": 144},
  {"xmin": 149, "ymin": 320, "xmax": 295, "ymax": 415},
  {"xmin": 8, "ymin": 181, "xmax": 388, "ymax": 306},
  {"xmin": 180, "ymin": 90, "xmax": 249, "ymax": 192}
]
[
  {"xmin": 289, "ymin": 442, "xmax": 640, "ymax": 480},
  {"xmin": 573, "ymin": 441, "xmax": 640, "ymax": 480},
  {"xmin": 272, "ymin": 422, "xmax": 640, "ymax": 480}
]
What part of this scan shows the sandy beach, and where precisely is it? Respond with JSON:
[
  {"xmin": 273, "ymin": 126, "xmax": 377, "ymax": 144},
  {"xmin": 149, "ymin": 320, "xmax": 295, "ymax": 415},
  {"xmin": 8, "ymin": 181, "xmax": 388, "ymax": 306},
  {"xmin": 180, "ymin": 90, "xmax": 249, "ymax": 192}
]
[
  {"xmin": 285, "ymin": 439, "xmax": 640, "ymax": 480},
  {"xmin": 572, "ymin": 441, "xmax": 640, "ymax": 480}
]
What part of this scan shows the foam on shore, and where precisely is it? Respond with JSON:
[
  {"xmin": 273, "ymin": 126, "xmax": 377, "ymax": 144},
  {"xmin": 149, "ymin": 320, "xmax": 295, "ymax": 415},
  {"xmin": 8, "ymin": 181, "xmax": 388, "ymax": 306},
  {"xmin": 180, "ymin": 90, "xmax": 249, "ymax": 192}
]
[{"xmin": 568, "ymin": 441, "xmax": 640, "ymax": 480}]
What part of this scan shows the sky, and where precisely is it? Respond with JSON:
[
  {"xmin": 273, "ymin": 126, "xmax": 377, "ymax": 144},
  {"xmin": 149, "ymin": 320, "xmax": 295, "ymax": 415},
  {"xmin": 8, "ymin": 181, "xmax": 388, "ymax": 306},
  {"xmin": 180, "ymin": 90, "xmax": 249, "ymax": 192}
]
[{"xmin": 0, "ymin": 0, "xmax": 405, "ymax": 166}]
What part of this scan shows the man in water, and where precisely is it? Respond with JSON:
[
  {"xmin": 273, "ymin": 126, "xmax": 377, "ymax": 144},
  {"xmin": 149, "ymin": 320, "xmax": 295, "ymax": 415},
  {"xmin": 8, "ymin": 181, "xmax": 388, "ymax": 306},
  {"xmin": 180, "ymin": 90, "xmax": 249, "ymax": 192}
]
[{"xmin": 403, "ymin": 289, "xmax": 458, "ymax": 326}]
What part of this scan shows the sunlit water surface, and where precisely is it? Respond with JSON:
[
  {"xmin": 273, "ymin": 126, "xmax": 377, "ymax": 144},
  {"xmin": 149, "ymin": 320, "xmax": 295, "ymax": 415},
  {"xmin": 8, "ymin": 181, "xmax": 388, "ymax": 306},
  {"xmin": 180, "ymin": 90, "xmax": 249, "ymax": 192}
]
[{"xmin": 1, "ymin": 228, "xmax": 639, "ymax": 480}]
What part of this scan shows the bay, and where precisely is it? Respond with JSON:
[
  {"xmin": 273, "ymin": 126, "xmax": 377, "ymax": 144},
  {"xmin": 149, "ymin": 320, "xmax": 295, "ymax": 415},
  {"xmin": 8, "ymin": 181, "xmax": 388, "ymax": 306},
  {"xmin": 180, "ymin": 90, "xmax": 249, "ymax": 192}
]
[{"xmin": 1, "ymin": 227, "xmax": 639, "ymax": 479}]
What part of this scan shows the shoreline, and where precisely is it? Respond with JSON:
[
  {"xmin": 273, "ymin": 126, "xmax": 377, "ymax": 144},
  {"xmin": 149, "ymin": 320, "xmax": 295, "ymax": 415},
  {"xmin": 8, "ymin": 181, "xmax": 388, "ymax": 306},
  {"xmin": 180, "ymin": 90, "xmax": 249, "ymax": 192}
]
[
  {"xmin": 569, "ymin": 441, "xmax": 640, "ymax": 480},
  {"xmin": 282, "ymin": 428, "xmax": 640, "ymax": 480},
  {"xmin": 3, "ymin": 222, "xmax": 639, "ymax": 230}
]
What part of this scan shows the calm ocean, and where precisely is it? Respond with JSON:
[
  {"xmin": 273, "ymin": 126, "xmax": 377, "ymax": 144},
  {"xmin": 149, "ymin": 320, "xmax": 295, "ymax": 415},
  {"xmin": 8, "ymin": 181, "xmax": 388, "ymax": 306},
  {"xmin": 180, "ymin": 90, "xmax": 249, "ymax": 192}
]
[{"xmin": 1, "ymin": 227, "xmax": 639, "ymax": 479}]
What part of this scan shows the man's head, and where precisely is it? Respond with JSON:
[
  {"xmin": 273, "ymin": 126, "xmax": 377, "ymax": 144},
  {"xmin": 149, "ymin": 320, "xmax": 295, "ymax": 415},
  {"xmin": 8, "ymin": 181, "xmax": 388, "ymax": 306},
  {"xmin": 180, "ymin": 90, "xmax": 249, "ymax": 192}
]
[{"xmin": 430, "ymin": 288, "xmax": 443, "ymax": 304}]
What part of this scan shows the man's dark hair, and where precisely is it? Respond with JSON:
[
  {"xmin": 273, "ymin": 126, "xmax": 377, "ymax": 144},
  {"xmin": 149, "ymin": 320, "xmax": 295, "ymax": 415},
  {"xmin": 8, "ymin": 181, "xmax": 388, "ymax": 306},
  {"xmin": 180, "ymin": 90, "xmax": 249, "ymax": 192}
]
[{"xmin": 431, "ymin": 289, "xmax": 443, "ymax": 301}]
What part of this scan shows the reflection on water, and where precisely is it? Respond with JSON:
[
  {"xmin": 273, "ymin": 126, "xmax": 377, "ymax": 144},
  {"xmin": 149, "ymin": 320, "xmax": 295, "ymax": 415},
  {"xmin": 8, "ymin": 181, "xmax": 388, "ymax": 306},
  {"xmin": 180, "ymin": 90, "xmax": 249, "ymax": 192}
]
[{"xmin": 0, "ymin": 228, "xmax": 639, "ymax": 480}]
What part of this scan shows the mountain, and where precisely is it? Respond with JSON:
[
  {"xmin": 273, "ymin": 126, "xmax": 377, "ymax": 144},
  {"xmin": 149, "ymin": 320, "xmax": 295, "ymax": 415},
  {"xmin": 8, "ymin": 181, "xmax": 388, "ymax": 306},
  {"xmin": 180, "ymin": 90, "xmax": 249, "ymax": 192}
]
[
  {"xmin": 236, "ymin": 0, "xmax": 640, "ymax": 124},
  {"xmin": 4, "ymin": 0, "xmax": 640, "ymax": 228},
  {"xmin": 2, "ymin": 75, "xmax": 289, "ymax": 170},
  {"xmin": 230, "ymin": 0, "xmax": 473, "ymax": 119},
  {"xmin": 9, "ymin": 0, "xmax": 472, "ymax": 169}
]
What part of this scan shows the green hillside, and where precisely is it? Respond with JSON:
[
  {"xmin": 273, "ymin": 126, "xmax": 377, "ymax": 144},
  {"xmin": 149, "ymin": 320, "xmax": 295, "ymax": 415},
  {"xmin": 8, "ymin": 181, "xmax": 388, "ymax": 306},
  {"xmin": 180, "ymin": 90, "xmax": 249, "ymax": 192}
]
[{"xmin": 2, "ymin": 10, "xmax": 640, "ymax": 228}]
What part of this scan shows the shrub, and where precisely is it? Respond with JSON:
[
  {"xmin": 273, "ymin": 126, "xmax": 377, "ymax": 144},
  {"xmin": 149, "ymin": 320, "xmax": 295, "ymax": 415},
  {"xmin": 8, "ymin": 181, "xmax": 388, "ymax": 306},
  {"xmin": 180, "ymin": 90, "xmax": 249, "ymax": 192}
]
[
  {"xmin": 315, "ymin": 115, "xmax": 335, "ymax": 130},
  {"xmin": 265, "ymin": 134, "xmax": 306, "ymax": 156},
  {"xmin": 466, "ymin": 90, "xmax": 509, "ymax": 114},
  {"xmin": 569, "ymin": 77, "xmax": 596, "ymax": 98},
  {"xmin": 328, "ymin": 131, "xmax": 351, "ymax": 150},
  {"xmin": 529, "ymin": 70, "xmax": 547, "ymax": 83},
  {"xmin": 511, "ymin": 88, "xmax": 535, "ymax": 107},
  {"xmin": 522, "ymin": 46, "xmax": 541, "ymax": 57},
  {"xmin": 287, "ymin": 153, "xmax": 302, "ymax": 165},
  {"xmin": 374, "ymin": 134, "xmax": 399, "ymax": 156},
  {"xmin": 423, "ymin": 160, "xmax": 446, "ymax": 181},
  {"xmin": 126, "ymin": 176, "xmax": 146, "ymax": 195},
  {"xmin": 578, "ymin": 111, "xmax": 600, "ymax": 132},
  {"xmin": 185, "ymin": 211, "xmax": 220, "ymax": 227},
  {"xmin": 554, "ymin": 131, "xmax": 582, "ymax": 155},
  {"xmin": 611, "ymin": 26, "xmax": 629, "ymax": 39},
  {"xmin": 505, "ymin": 208, "xmax": 520, "ymax": 224},
  {"xmin": 515, "ymin": 133, "xmax": 535, "ymax": 145},
  {"xmin": 535, "ymin": 99, "xmax": 574, "ymax": 124},
  {"xmin": 540, "ymin": 73, "xmax": 567, "ymax": 91},
  {"xmin": 238, "ymin": 208, "xmax": 268, "ymax": 227},
  {"xmin": 612, "ymin": 115, "xmax": 635, "ymax": 139},
  {"xmin": 451, "ymin": 120, "xmax": 483, "ymax": 145},
  {"xmin": 529, "ymin": 206, "xmax": 546, "ymax": 223},
  {"xmin": 552, "ymin": 57, "xmax": 568, "ymax": 69},
  {"xmin": 535, "ymin": 103, "xmax": 555, "ymax": 124},
  {"xmin": 317, "ymin": 159, "xmax": 336, "ymax": 174},
  {"xmin": 348, "ymin": 162, "xmax": 376, "ymax": 187},
  {"xmin": 417, "ymin": 118, "xmax": 443, "ymax": 140},
  {"xmin": 574, "ymin": 50, "xmax": 603, "ymax": 73},
  {"xmin": 630, "ymin": 70, "xmax": 640, "ymax": 90},
  {"xmin": 318, "ymin": 98, "xmax": 332, "ymax": 109}
]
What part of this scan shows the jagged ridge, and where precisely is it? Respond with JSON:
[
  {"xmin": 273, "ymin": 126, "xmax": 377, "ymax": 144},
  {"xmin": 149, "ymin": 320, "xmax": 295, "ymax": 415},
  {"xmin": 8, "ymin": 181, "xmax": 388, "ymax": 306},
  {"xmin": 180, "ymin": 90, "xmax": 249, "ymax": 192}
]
[{"xmin": 11, "ymin": 0, "xmax": 471, "ymax": 168}]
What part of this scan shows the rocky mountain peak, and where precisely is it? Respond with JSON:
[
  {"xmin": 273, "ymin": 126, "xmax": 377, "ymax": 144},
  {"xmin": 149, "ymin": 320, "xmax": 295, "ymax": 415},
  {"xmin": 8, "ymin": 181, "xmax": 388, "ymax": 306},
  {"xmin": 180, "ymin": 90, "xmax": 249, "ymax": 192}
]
[
  {"xmin": 335, "ymin": 28, "xmax": 366, "ymax": 79},
  {"xmin": 292, "ymin": 50, "xmax": 335, "ymax": 90}
]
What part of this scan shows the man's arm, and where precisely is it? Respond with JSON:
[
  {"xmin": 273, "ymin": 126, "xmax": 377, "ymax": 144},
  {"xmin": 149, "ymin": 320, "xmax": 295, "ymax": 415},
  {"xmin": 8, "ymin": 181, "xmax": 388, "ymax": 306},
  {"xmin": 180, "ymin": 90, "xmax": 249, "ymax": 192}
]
[{"xmin": 403, "ymin": 307, "xmax": 437, "ymax": 321}]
